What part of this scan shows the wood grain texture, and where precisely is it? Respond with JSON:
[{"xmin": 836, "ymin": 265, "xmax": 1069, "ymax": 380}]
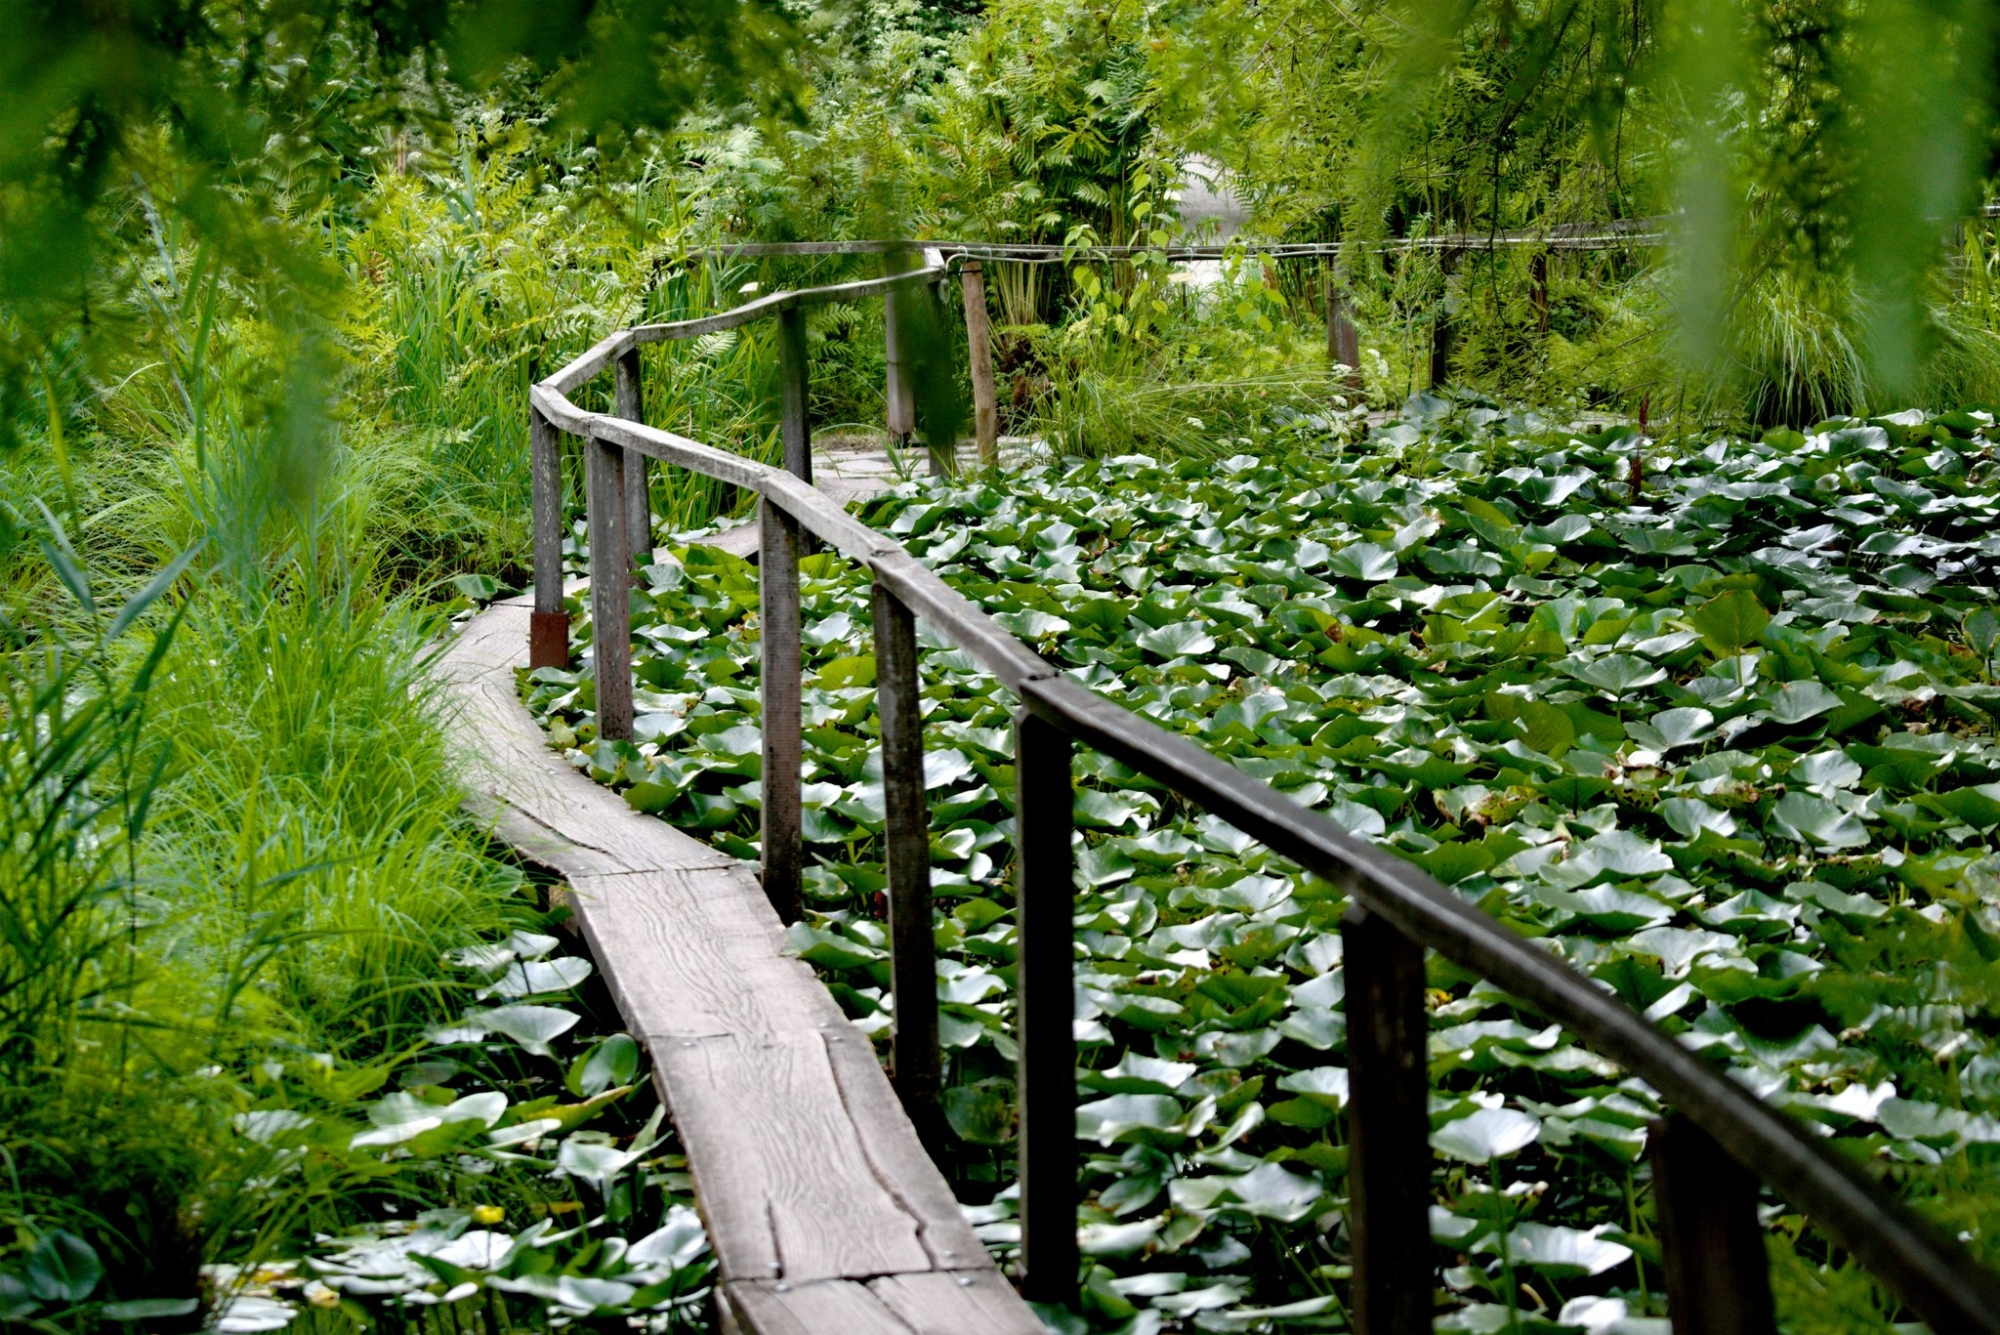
[
  {"xmin": 723, "ymin": 1272, "xmax": 1044, "ymax": 1335},
  {"xmin": 777, "ymin": 305, "xmax": 811, "ymax": 484},
  {"xmin": 615, "ymin": 347, "xmax": 651, "ymax": 564},
  {"xmin": 758, "ymin": 498, "xmax": 804, "ymax": 924},
  {"xmin": 959, "ymin": 261, "xmax": 999, "ymax": 467},
  {"xmin": 657, "ymin": 1029, "xmax": 977, "ymax": 1284},
  {"xmin": 585, "ymin": 434, "xmax": 634, "ymax": 741},
  {"xmin": 529, "ymin": 408, "xmax": 566, "ymax": 621},
  {"xmin": 433, "ymin": 597, "xmax": 1042, "ymax": 1335},
  {"xmin": 873, "ymin": 582, "xmax": 943, "ymax": 1153}
]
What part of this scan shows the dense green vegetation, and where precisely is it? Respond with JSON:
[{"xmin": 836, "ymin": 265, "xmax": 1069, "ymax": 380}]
[
  {"xmin": 538, "ymin": 401, "xmax": 2000, "ymax": 1331},
  {"xmin": 6, "ymin": 0, "xmax": 2000, "ymax": 1329}
]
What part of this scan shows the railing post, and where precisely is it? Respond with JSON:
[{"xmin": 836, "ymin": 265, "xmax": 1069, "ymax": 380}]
[
  {"xmin": 1653, "ymin": 1114, "xmax": 1777, "ymax": 1335},
  {"xmin": 960, "ymin": 259, "xmax": 1000, "ymax": 468},
  {"xmin": 1531, "ymin": 251, "xmax": 1550, "ymax": 335},
  {"xmin": 778, "ymin": 303, "xmax": 812, "ymax": 483},
  {"xmin": 882, "ymin": 247, "xmax": 931, "ymax": 472},
  {"xmin": 529, "ymin": 406, "xmax": 569, "ymax": 669},
  {"xmin": 1342, "ymin": 905, "xmax": 1433, "ymax": 1335},
  {"xmin": 1430, "ymin": 247, "xmax": 1457, "ymax": 390},
  {"xmin": 585, "ymin": 434, "xmax": 633, "ymax": 742},
  {"xmin": 758, "ymin": 497, "xmax": 804, "ymax": 924},
  {"xmin": 1324, "ymin": 266, "xmax": 1362, "ymax": 391},
  {"xmin": 1014, "ymin": 709, "xmax": 1077, "ymax": 1305},
  {"xmin": 614, "ymin": 347, "xmax": 650, "ymax": 566},
  {"xmin": 873, "ymin": 581, "xmax": 941, "ymax": 1149}
]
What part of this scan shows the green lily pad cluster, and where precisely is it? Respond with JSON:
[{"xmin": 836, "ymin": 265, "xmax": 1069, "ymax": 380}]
[
  {"xmin": 200, "ymin": 929, "xmax": 714, "ymax": 1332},
  {"xmin": 530, "ymin": 399, "xmax": 2000, "ymax": 1332}
]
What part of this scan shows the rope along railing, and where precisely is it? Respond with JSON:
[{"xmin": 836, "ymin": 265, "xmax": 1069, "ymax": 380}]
[{"xmin": 525, "ymin": 257, "xmax": 2000, "ymax": 1334}]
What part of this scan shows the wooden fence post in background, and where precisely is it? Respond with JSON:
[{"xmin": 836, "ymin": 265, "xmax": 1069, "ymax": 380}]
[
  {"xmin": 1014, "ymin": 710, "xmax": 1078, "ymax": 1306},
  {"xmin": 584, "ymin": 434, "xmax": 633, "ymax": 742},
  {"xmin": 1654, "ymin": 1115, "xmax": 1777, "ymax": 1335},
  {"xmin": 1431, "ymin": 248, "xmax": 1458, "ymax": 391},
  {"xmin": 961, "ymin": 259, "xmax": 1000, "ymax": 467},
  {"xmin": 615, "ymin": 347, "xmax": 650, "ymax": 566},
  {"xmin": 881, "ymin": 248, "xmax": 922, "ymax": 468},
  {"xmin": 1531, "ymin": 251, "xmax": 1550, "ymax": 334},
  {"xmin": 529, "ymin": 407, "xmax": 569, "ymax": 669},
  {"xmin": 873, "ymin": 582, "xmax": 942, "ymax": 1150},
  {"xmin": 758, "ymin": 497, "xmax": 804, "ymax": 924},
  {"xmin": 1323, "ymin": 266, "xmax": 1362, "ymax": 391},
  {"xmin": 1343, "ymin": 906, "xmax": 1433, "ymax": 1335},
  {"xmin": 778, "ymin": 303, "xmax": 812, "ymax": 483}
]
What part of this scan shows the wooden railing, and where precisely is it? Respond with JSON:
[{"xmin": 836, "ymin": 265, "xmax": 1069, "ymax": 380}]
[{"xmin": 526, "ymin": 258, "xmax": 2000, "ymax": 1333}]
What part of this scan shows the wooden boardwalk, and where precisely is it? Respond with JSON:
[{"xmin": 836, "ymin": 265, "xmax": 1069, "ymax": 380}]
[{"xmin": 434, "ymin": 597, "xmax": 1043, "ymax": 1335}]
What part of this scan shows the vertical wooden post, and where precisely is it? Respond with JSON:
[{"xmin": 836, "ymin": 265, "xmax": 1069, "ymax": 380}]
[
  {"xmin": 758, "ymin": 497, "xmax": 804, "ymax": 925},
  {"xmin": 1014, "ymin": 709, "xmax": 1078, "ymax": 1305},
  {"xmin": 529, "ymin": 407, "xmax": 569, "ymax": 669},
  {"xmin": 1531, "ymin": 251, "xmax": 1550, "ymax": 335},
  {"xmin": 1430, "ymin": 248, "xmax": 1457, "ymax": 391},
  {"xmin": 961, "ymin": 259, "xmax": 1000, "ymax": 468},
  {"xmin": 873, "ymin": 581, "xmax": 941, "ymax": 1150},
  {"xmin": 777, "ymin": 303, "xmax": 812, "ymax": 483},
  {"xmin": 1324, "ymin": 266, "xmax": 1362, "ymax": 390},
  {"xmin": 615, "ymin": 347, "xmax": 650, "ymax": 566},
  {"xmin": 1343, "ymin": 906, "xmax": 1433, "ymax": 1335},
  {"xmin": 882, "ymin": 248, "xmax": 928, "ymax": 471},
  {"xmin": 585, "ymin": 434, "xmax": 633, "ymax": 742},
  {"xmin": 1654, "ymin": 1115, "xmax": 1777, "ymax": 1335}
]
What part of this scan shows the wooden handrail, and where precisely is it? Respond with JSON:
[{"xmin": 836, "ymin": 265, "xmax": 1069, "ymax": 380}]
[{"xmin": 525, "ymin": 260, "xmax": 2000, "ymax": 1335}]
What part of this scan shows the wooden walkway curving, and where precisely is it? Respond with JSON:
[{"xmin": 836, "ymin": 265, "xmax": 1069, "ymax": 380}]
[{"xmin": 434, "ymin": 596, "xmax": 1043, "ymax": 1335}]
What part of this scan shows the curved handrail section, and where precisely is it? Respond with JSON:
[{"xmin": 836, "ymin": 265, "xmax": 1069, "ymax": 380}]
[{"xmin": 525, "ymin": 265, "xmax": 2000, "ymax": 1334}]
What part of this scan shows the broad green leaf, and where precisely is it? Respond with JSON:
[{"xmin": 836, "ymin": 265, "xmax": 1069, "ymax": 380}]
[
  {"xmin": 1326, "ymin": 542, "xmax": 1398, "ymax": 581},
  {"xmin": 1771, "ymin": 792, "xmax": 1870, "ymax": 849},
  {"xmin": 1517, "ymin": 700, "xmax": 1575, "ymax": 757},
  {"xmin": 1765, "ymin": 680, "xmax": 1843, "ymax": 726},
  {"xmin": 1562, "ymin": 653, "xmax": 1666, "ymax": 695},
  {"xmin": 1432, "ymin": 1107, "xmax": 1541, "ymax": 1161},
  {"xmin": 1967, "ymin": 606, "xmax": 2000, "ymax": 658},
  {"xmin": 1689, "ymin": 589, "xmax": 1771, "ymax": 656},
  {"xmin": 1135, "ymin": 621, "xmax": 1217, "ymax": 658},
  {"xmin": 24, "ymin": 1232, "xmax": 100, "ymax": 1304},
  {"xmin": 568, "ymin": 1034, "xmax": 641, "ymax": 1098}
]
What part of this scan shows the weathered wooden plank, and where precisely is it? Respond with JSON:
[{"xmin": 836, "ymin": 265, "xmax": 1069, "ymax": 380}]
[
  {"xmin": 658, "ymin": 1029, "xmax": 982, "ymax": 1284},
  {"xmin": 568, "ymin": 868, "xmax": 843, "ymax": 1041},
  {"xmin": 722, "ymin": 1278, "xmax": 915, "ymax": 1335},
  {"xmin": 437, "ymin": 599, "xmax": 1040, "ymax": 1332},
  {"xmin": 437, "ymin": 603, "xmax": 741, "ymax": 879},
  {"xmin": 872, "ymin": 582, "xmax": 941, "ymax": 1151},
  {"xmin": 722, "ymin": 1272, "xmax": 1043, "ymax": 1335},
  {"xmin": 869, "ymin": 1272, "xmax": 1048, "ymax": 1335}
]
